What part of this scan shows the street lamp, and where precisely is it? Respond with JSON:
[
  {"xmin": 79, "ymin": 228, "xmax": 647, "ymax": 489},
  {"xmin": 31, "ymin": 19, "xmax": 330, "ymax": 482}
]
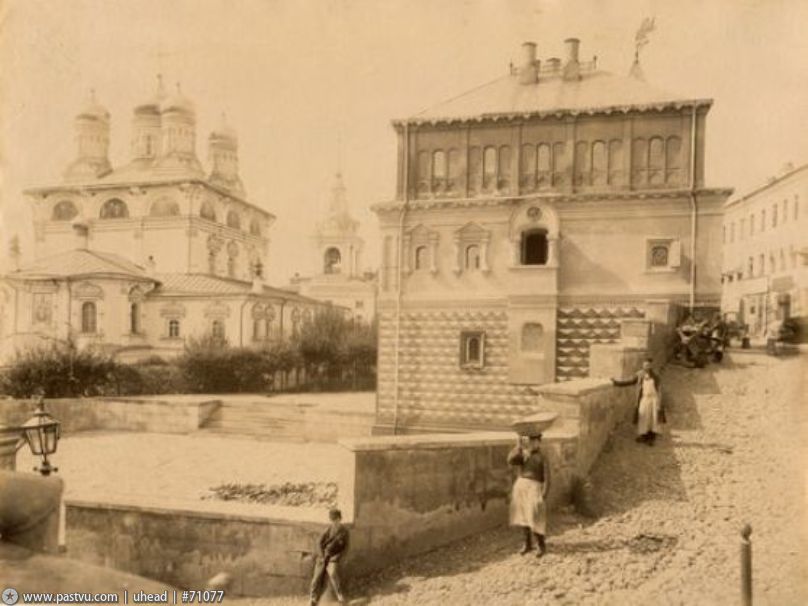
[{"xmin": 18, "ymin": 394, "xmax": 61, "ymax": 476}]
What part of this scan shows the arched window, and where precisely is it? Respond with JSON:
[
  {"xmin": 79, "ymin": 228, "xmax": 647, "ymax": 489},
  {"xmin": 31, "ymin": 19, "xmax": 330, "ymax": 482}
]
[
  {"xmin": 99, "ymin": 199, "xmax": 129, "ymax": 219},
  {"xmin": 497, "ymin": 145, "xmax": 511, "ymax": 191},
  {"xmin": 465, "ymin": 244, "xmax": 480, "ymax": 270},
  {"xmin": 149, "ymin": 198, "xmax": 180, "ymax": 217},
  {"xmin": 52, "ymin": 200, "xmax": 78, "ymax": 221},
  {"xmin": 414, "ymin": 245, "xmax": 428, "ymax": 271},
  {"xmin": 665, "ymin": 136, "xmax": 682, "ymax": 184},
  {"xmin": 460, "ymin": 331, "xmax": 485, "ymax": 367},
  {"xmin": 520, "ymin": 144, "xmax": 536, "ymax": 190},
  {"xmin": 537, "ymin": 144, "xmax": 551, "ymax": 188},
  {"xmin": 608, "ymin": 139, "xmax": 623, "ymax": 185},
  {"xmin": 631, "ymin": 138, "xmax": 647, "ymax": 186},
  {"xmin": 552, "ymin": 142, "xmax": 565, "ymax": 186},
  {"xmin": 447, "ymin": 149, "xmax": 460, "ymax": 192},
  {"xmin": 521, "ymin": 229, "xmax": 548, "ymax": 265},
  {"xmin": 648, "ymin": 137, "xmax": 665, "ymax": 185},
  {"xmin": 226, "ymin": 210, "xmax": 241, "ymax": 230},
  {"xmin": 417, "ymin": 150, "xmax": 430, "ymax": 195},
  {"xmin": 432, "ymin": 150, "xmax": 447, "ymax": 191},
  {"xmin": 81, "ymin": 301, "xmax": 97, "ymax": 333},
  {"xmin": 200, "ymin": 201, "xmax": 217, "ymax": 222},
  {"xmin": 466, "ymin": 336, "xmax": 481, "ymax": 362},
  {"xmin": 324, "ymin": 247, "xmax": 342, "ymax": 274},
  {"xmin": 591, "ymin": 141, "xmax": 607, "ymax": 186},
  {"xmin": 482, "ymin": 146, "xmax": 497, "ymax": 191},
  {"xmin": 168, "ymin": 319, "xmax": 181, "ymax": 338},
  {"xmin": 574, "ymin": 141, "xmax": 589, "ymax": 186},
  {"xmin": 521, "ymin": 323, "xmax": 544, "ymax": 352},
  {"xmin": 130, "ymin": 302, "xmax": 140, "ymax": 334},
  {"xmin": 211, "ymin": 319, "xmax": 225, "ymax": 340},
  {"xmin": 468, "ymin": 146, "xmax": 482, "ymax": 194},
  {"xmin": 249, "ymin": 218, "xmax": 262, "ymax": 236}
]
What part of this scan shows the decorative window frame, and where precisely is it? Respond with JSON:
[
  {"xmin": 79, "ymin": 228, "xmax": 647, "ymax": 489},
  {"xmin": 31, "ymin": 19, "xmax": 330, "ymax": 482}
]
[
  {"xmin": 160, "ymin": 303, "xmax": 186, "ymax": 339},
  {"xmin": 402, "ymin": 225, "xmax": 439, "ymax": 275},
  {"xmin": 645, "ymin": 238, "xmax": 681, "ymax": 272},
  {"xmin": 508, "ymin": 203, "xmax": 559, "ymax": 269},
  {"xmin": 452, "ymin": 222, "xmax": 491, "ymax": 275},
  {"xmin": 459, "ymin": 330, "xmax": 486, "ymax": 370}
]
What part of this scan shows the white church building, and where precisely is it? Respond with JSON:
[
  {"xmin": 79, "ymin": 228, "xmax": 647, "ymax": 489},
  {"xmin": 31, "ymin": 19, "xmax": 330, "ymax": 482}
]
[{"xmin": 0, "ymin": 81, "xmax": 324, "ymax": 364}]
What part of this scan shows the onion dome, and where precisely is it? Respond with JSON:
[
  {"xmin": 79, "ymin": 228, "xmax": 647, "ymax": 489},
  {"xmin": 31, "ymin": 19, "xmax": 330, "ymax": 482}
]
[
  {"xmin": 76, "ymin": 89, "xmax": 110, "ymax": 122},
  {"xmin": 160, "ymin": 82, "xmax": 195, "ymax": 115},
  {"xmin": 209, "ymin": 113, "xmax": 238, "ymax": 146},
  {"xmin": 134, "ymin": 75, "xmax": 166, "ymax": 115}
]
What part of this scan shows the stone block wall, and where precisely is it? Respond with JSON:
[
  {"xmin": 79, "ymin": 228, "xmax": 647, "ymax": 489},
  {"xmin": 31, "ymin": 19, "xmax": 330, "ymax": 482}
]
[
  {"xmin": 65, "ymin": 502, "xmax": 324, "ymax": 596},
  {"xmin": 0, "ymin": 397, "xmax": 220, "ymax": 436},
  {"xmin": 338, "ymin": 429, "xmax": 579, "ymax": 576},
  {"xmin": 376, "ymin": 308, "xmax": 537, "ymax": 432}
]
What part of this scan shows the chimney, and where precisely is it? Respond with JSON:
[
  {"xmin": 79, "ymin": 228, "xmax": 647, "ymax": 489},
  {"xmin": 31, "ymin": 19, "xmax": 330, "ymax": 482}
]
[
  {"xmin": 563, "ymin": 38, "xmax": 581, "ymax": 80},
  {"xmin": 518, "ymin": 41, "xmax": 539, "ymax": 85},
  {"xmin": 71, "ymin": 221, "xmax": 89, "ymax": 249}
]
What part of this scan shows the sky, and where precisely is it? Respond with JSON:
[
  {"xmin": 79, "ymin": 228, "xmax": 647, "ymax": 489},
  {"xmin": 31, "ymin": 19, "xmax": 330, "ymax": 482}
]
[{"xmin": 1, "ymin": 0, "xmax": 807, "ymax": 284}]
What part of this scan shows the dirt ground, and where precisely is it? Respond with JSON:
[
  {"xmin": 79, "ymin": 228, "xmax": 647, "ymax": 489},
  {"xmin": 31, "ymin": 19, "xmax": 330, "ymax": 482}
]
[{"xmin": 234, "ymin": 350, "xmax": 807, "ymax": 605}]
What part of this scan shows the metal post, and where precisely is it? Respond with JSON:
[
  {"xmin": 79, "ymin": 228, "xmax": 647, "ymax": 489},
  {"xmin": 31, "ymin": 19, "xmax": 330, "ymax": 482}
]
[{"xmin": 741, "ymin": 524, "xmax": 752, "ymax": 606}]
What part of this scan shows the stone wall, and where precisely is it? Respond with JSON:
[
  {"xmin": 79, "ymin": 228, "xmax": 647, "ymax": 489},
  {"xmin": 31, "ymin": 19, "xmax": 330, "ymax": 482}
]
[
  {"xmin": 64, "ymin": 502, "xmax": 325, "ymax": 596},
  {"xmin": 0, "ymin": 397, "xmax": 220, "ymax": 435},
  {"xmin": 376, "ymin": 308, "xmax": 538, "ymax": 433}
]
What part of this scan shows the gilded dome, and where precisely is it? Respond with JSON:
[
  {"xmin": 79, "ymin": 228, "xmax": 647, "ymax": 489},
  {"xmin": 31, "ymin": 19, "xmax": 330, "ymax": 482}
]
[{"xmin": 209, "ymin": 114, "xmax": 238, "ymax": 144}]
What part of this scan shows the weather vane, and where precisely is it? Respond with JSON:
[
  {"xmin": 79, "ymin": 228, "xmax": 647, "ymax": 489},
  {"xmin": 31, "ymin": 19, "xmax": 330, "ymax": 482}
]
[{"xmin": 634, "ymin": 17, "xmax": 656, "ymax": 62}]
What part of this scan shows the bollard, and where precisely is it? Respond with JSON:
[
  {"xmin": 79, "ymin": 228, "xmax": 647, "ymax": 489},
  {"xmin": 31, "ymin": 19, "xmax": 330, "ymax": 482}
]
[{"xmin": 740, "ymin": 524, "xmax": 752, "ymax": 606}]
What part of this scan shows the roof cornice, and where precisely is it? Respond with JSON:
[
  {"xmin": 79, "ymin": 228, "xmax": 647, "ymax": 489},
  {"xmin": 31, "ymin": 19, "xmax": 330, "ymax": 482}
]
[
  {"xmin": 371, "ymin": 187, "xmax": 734, "ymax": 212},
  {"xmin": 392, "ymin": 98, "xmax": 714, "ymax": 129}
]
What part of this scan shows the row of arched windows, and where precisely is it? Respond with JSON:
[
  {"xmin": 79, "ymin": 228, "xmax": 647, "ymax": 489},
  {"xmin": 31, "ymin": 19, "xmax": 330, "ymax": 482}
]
[
  {"xmin": 413, "ymin": 135, "xmax": 684, "ymax": 198},
  {"xmin": 51, "ymin": 197, "xmax": 263, "ymax": 236}
]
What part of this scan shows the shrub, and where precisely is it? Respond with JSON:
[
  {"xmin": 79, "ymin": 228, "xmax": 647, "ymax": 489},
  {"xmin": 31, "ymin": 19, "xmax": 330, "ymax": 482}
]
[{"xmin": 1, "ymin": 340, "xmax": 118, "ymax": 398}]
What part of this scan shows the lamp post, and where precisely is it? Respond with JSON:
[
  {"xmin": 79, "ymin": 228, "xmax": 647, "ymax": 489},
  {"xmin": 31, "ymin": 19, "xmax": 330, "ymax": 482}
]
[{"xmin": 18, "ymin": 394, "xmax": 62, "ymax": 476}]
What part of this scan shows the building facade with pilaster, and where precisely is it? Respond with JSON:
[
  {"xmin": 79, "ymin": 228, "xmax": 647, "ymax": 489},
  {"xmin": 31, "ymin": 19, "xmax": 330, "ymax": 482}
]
[{"xmin": 373, "ymin": 38, "xmax": 731, "ymax": 433}]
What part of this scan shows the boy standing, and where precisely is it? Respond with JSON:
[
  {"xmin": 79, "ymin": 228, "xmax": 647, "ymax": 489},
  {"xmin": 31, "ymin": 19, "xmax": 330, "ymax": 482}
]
[{"xmin": 310, "ymin": 508, "xmax": 350, "ymax": 605}]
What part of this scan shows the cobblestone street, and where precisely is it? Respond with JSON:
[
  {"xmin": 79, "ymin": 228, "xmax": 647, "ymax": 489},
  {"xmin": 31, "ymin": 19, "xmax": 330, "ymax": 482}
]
[{"xmin": 235, "ymin": 351, "xmax": 807, "ymax": 605}]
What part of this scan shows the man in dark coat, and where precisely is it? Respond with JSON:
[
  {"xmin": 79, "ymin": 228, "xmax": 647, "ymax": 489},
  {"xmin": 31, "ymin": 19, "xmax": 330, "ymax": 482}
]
[{"xmin": 310, "ymin": 508, "xmax": 349, "ymax": 605}]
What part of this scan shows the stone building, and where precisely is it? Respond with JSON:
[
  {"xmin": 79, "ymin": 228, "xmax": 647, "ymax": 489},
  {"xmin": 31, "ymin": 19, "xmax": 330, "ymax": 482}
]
[
  {"xmin": 0, "ymin": 81, "xmax": 324, "ymax": 364},
  {"xmin": 288, "ymin": 172, "xmax": 377, "ymax": 324},
  {"xmin": 372, "ymin": 38, "xmax": 732, "ymax": 433},
  {"xmin": 721, "ymin": 162, "xmax": 808, "ymax": 337}
]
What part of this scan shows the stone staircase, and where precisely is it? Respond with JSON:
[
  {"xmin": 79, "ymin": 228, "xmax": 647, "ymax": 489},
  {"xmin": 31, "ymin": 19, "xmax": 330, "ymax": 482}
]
[
  {"xmin": 199, "ymin": 397, "xmax": 376, "ymax": 442},
  {"xmin": 200, "ymin": 401, "xmax": 308, "ymax": 441}
]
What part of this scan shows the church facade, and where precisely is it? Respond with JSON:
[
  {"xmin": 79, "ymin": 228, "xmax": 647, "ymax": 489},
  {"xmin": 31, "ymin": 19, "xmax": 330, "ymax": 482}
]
[
  {"xmin": 373, "ymin": 39, "xmax": 731, "ymax": 433},
  {"xmin": 0, "ymin": 82, "xmax": 323, "ymax": 364},
  {"xmin": 288, "ymin": 173, "xmax": 377, "ymax": 325}
]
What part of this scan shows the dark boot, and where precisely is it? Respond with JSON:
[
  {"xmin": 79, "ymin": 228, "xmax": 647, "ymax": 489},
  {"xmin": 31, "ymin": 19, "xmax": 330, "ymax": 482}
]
[
  {"xmin": 519, "ymin": 527, "xmax": 532, "ymax": 555},
  {"xmin": 646, "ymin": 432, "xmax": 656, "ymax": 446},
  {"xmin": 534, "ymin": 533, "xmax": 546, "ymax": 558}
]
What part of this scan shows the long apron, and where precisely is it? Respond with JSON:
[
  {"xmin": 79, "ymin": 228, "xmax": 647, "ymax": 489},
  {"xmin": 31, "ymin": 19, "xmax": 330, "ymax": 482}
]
[
  {"xmin": 637, "ymin": 375, "xmax": 661, "ymax": 435},
  {"xmin": 509, "ymin": 476, "xmax": 546, "ymax": 534}
]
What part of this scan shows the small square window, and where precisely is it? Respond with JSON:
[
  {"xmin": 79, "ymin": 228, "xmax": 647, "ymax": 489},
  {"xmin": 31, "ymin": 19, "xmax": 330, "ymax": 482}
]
[
  {"xmin": 646, "ymin": 238, "xmax": 680, "ymax": 271},
  {"xmin": 459, "ymin": 331, "xmax": 485, "ymax": 369}
]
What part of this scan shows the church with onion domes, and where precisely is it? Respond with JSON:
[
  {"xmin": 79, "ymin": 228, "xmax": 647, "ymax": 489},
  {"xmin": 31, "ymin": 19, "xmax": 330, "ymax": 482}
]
[{"xmin": 0, "ymin": 79, "xmax": 326, "ymax": 364}]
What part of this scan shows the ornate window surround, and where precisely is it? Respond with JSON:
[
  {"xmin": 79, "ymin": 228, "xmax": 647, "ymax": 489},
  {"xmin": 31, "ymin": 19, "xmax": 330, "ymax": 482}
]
[
  {"xmin": 452, "ymin": 222, "xmax": 491, "ymax": 275},
  {"xmin": 402, "ymin": 224, "xmax": 439, "ymax": 275},
  {"xmin": 508, "ymin": 203, "xmax": 559, "ymax": 269}
]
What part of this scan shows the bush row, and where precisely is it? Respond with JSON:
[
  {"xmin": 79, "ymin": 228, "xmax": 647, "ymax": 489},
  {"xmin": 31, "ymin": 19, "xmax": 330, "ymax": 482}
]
[{"xmin": 0, "ymin": 311, "xmax": 377, "ymax": 398}]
